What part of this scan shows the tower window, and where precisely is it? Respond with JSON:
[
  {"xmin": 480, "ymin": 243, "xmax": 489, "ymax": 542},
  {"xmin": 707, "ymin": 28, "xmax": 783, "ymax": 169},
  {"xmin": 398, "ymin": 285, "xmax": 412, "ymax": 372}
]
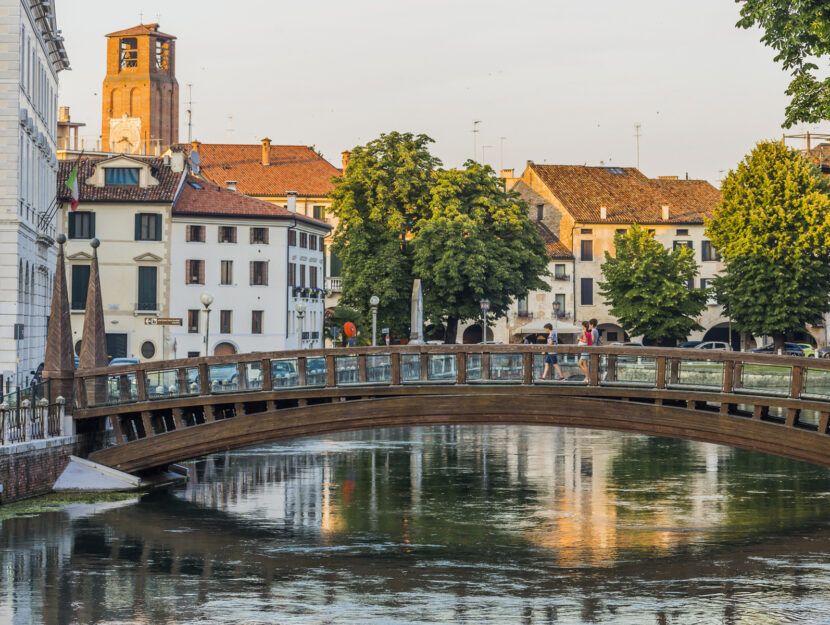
[
  {"xmin": 155, "ymin": 39, "xmax": 169, "ymax": 70},
  {"xmin": 119, "ymin": 38, "xmax": 138, "ymax": 69}
]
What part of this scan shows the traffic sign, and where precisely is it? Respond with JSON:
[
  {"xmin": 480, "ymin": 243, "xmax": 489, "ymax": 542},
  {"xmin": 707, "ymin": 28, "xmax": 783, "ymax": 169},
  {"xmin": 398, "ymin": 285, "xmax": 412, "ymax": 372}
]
[{"xmin": 144, "ymin": 317, "xmax": 183, "ymax": 326}]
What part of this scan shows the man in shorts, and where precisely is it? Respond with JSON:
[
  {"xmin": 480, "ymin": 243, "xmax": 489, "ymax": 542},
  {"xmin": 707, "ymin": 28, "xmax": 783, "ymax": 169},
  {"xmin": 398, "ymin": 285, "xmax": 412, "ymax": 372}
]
[{"xmin": 542, "ymin": 323, "xmax": 565, "ymax": 380}]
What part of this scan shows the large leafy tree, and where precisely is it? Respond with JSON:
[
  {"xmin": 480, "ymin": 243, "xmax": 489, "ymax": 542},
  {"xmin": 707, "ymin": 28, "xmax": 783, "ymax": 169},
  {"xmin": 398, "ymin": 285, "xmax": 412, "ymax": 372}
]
[
  {"xmin": 412, "ymin": 162, "xmax": 550, "ymax": 343},
  {"xmin": 736, "ymin": 0, "xmax": 830, "ymax": 126},
  {"xmin": 706, "ymin": 140, "xmax": 830, "ymax": 349},
  {"xmin": 599, "ymin": 224, "xmax": 707, "ymax": 344},
  {"xmin": 330, "ymin": 132, "xmax": 441, "ymax": 337}
]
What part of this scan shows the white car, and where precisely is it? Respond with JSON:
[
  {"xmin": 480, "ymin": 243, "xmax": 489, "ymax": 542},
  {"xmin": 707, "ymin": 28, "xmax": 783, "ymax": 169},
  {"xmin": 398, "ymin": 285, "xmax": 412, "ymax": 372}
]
[{"xmin": 694, "ymin": 341, "xmax": 731, "ymax": 351}]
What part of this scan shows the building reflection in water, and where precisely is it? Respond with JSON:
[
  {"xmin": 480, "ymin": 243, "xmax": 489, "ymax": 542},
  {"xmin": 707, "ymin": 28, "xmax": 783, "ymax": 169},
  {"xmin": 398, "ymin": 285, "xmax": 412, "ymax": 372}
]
[{"xmin": 2, "ymin": 425, "xmax": 830, "ymax": 624}]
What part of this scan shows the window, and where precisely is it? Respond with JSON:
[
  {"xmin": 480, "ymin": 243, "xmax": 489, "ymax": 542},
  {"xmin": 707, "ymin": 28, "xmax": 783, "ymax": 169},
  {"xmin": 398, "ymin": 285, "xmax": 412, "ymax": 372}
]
[
  {"xmin": 186, "ymin": 260, "xmax": 204, "ymax": 285},
  {"xmin": 517, "ymin": 296, "xmax": 528, "ymax": 317},
  {"xmin": 119, "ymin": 37, "xmax": 137, "ymax": 69},
  {"xmin": 615, "ymin": 228, "xmax": 626, "ymax": 235},
  {"xmin": 220, "ymin": 310, "xmax": 231, "ymax": 334},
  {"xmin": 580, "ymin": 278, "xmax": 593, "ymax": 306},
  {"xmin": 580, "ymin": 240, "xmax": 593, "ymax": 261},
  {"xmin": 68, "ymin": 212, "xmax": 95, "ymax": 239},
  {"xmin": 71, "ymin": 265, "xmax": 90, "ymax": 310},
  {"xmin": 186, "ymin": 225, "xmax": 205, "ymax": 242},
  {"xmin": 288, "ymin": 229, "xmax": 297, "ymax": 246},
  {"xmin": 309, "ymin": 235, "xmax": 317, "ymax": 251},
  {"xmin": 140, "ymin": 341, "xmax": 155, "ymax": 359},
  {"xmin": 288, "ymin": 262, "xmax": 296, "ymax": 287},
  {"xmin": 137, "ymin": 266, "xmax": 157, "ymax": 311},
  {"xmin": 250, "ymin": 227, "xmax": 268, "ymax": 244},
  {"xmin": 220, "ymin": 260, "xmax": 233, "ymax": 285},
  {"xmin": 607, "ymin": 331, "xmax": 619, "ymax": 342},
  {"xmin": 700, "ymin": 278, "xmax": 710, "ymax": 290},
  {"xmin": 300, "ymin": 232, "xmax": 308, "ymax": 248},
  {"xmin": 154, "ymin": 39, "xmax": 169, "ymax": 70},
  {"xmin": 701, "ymin": 241, "xmax": 720, "ymax": 261},
  {"xmin": 106, "ymin": 167, "xmax": 139, "ymax": 185},
  {"xmin": 309, "ymin": 266, "xmax": 318, "ymax": 288},
  {"xmin": 536, "ymin": 204, "xmax": 544, "ymax": 221},
  {"xmin": 686, "ymin": 278, "xmax": 695, "ymax": 289},
  {"xmin": 580, "ymin": 228, "xmax": 593, "ymax": 234},
  {"xmin": 676, "ymin": 228, "xmax": 689, "ymax": 236},
  {"xmin": 329, "ymin": 250, "xmax": 342, "ymax": 277},
  {"xmin": 313, "ymin": 205, "xmax": 324, "ymax": 220},
  {"xmin": 605, "ymin": 167, "xmax": 626, "ymax": 175},
  {"xmin": 252, "ymin": 311, "xmax": 263, "ymax": 334},
  {"xmin": 250, "ymin": 261, "xmax": 268, "ymax": 286},
  {"xmin": 218, "ymin": 226, "xmax": 236, "ymax": 243},
  {"xmin": 135, "ymin": 214, "xmax": 162, "ymax": 241},
  {"xmin": 554, "ymin": 293, "xmax": 566, "ymax": 314},
  {"xmin": 647, "ymin": 228, "xmax": 656, "ymax": 234},
  {"xmin": 187, "ymin": 309, "xmax": 199, "ymax": 333},
  {"xmin": 299, "ymin": 264, "xmax": 306, "ymax": 288},
  {"xmin": 554, "ymin": 263, "xmax": 566, "ymax": 279},
  {"xmin": 673, "ymin": 240, "xmax": 693, "ymax": 251},
  {"xmin": 187, "ymin": 351, "xmax": 200, "ymax": 358}
]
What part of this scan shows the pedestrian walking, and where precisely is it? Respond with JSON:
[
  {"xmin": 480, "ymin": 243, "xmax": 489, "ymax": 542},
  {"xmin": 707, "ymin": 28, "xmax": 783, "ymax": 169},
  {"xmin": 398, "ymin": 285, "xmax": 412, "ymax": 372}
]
[
  {"xmin": 578, "ymin": 320, "xmax": 592, "ymax": 381},
  {"xmin": 542, "ymin": 323, "xmax": 565, "ymax": 381}
]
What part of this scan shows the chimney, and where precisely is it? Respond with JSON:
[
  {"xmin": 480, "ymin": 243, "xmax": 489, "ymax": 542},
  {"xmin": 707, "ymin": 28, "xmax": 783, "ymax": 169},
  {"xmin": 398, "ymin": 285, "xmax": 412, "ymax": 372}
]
[
  {"xmin": 600, "ymin": 205, "xmax": 607, "ymax": 220},
  {"xmin": 59, "ymin": 106, "xmax": 70, "ymax": 123},
  {"xmin": 261, "ymin": 137, "xmax": 271, "ymax": 166},
  {"xmin": 190, "ymin": 140, "xmax": 200, "ymax": 153},
  {"xmin": 500, "ymin": 168, "xmax": 515, "ymax": 179},
  {"xmin": 226, "ymin": 180, "xmax": 238, "ymax": 192},
  {"xmin": 341, "ymin": 150, "xmax": 351, "ymax": 171},
  {"xmin": 287, "ymin": 191, "xmax": 297, "ymax": 213},
  {"xmin": 662, "ymin": 205, "xmax": 670, "ymax": 221}
]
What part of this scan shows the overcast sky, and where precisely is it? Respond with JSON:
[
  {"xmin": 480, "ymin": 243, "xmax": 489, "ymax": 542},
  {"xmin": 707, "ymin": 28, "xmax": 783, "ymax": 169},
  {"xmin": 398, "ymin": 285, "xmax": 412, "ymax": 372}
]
[{"xmin": 56, "ymin": 0, "xmax": 824, "ymax": 185}]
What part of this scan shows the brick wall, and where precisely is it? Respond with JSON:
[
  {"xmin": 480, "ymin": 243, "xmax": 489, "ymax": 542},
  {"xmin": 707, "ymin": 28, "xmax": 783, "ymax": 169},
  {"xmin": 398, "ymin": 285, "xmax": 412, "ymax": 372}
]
[{"xmin": 0, "ymin": 436, "xmax": 86, "ymax": 504}]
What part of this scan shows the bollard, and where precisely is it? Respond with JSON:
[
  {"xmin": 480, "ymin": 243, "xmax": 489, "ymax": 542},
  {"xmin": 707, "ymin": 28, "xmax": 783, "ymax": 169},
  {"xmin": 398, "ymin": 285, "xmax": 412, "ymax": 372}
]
[
  {"xmin": 56, "ymin": 396, "xmax": 67, "ymax": 436},
  {"xmin": 38, "ymin": 398, "xmax": 48, "ymax": 440},
  {"xmin": 0, "ymin": 401, "xmax": 8, "ymax": 445},
  {"xmin": 21, "ymin": 399, "xmax": 31, "ymax": 442}
]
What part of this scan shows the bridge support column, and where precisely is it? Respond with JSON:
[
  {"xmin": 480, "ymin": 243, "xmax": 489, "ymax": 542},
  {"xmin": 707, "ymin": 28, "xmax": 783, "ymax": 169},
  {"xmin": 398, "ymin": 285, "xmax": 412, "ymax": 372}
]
[
  {"xmin": 656, "ymin": 357, "xmax": 667, "ymax": 389},
  {"xmin": 109, "ymin": 414, "xmax": 125, "ymax": 445},
  {"xmin": 819, "ymin": 412, "xmax": 829, "ymax": 435},
  {"xmin": 455, "ymin": 352, "xmax": 466, "ymax": 384},
  {"xmin": 390, "ymin": 353, "xmax": 401, "ymax": 385},
  {"xmin": 140, "ymin": 411, "xmax": 153, "ymax": 438},
  {"xmin": 522, "ymin": 352, "xmax": 532, "ymax": 384},
  {"xmin": 204, "ymin": 404, "xmax": 216, "ymax": 422},
  {"xmin": 172, "ymin": 408, "xmax": 185, "ymax": 430}
]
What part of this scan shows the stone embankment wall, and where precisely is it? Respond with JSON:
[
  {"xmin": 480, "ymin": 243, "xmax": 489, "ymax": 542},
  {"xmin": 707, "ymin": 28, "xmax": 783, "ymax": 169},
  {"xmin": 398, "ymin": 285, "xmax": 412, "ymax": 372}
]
[{"xmin": 0, "ymin": 437, "xmax": 87, "ymax": 504}]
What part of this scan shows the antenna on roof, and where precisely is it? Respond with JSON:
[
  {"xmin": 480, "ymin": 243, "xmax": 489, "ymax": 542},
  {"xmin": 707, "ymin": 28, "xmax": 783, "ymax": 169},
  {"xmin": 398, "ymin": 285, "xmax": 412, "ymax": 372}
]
[
  {"xmin": 634, "ymin": 123, "xmax": 642, "ymax": 170},
  {"xmin": 186, "ymin": 84, "xmax": 193, "ymax": 143},
  {"xmin": 226, "ymin": 115, "xmax": 233, "ymax": 142}
]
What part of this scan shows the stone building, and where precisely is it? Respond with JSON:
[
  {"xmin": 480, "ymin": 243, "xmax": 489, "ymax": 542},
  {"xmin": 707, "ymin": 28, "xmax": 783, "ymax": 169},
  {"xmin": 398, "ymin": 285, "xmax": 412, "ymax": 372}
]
[{"xmin": 0, "ymin": 0, "xmax": 69, "ymax": 391}]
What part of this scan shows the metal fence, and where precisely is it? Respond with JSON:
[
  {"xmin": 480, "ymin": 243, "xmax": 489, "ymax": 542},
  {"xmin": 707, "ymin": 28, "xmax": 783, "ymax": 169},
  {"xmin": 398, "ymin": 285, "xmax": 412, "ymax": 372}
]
[{"xmin": 0, "ymin": 392, "xmax": 64, "ymax": 446}]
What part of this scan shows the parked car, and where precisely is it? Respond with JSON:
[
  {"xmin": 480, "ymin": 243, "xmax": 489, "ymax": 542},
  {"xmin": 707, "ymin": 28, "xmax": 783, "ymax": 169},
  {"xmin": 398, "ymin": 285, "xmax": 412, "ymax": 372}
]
[
  {"xmin": 748, "ymin": 343, "xmax": 805, "ymax": 357},
  {"xmin": 611, "ymin": 342, "xmax": 644, "ymax": 347},
  {"xmin": 109, "ymin": 357, "xmax": 140, "ymax": 366},
  {"xmin": 678, "ymin": 341, "xmax": 703, "ymax": 349},
  {"xmin": 797, "ymin": 344, "xmax": 816, "ymax": 357},
  {"xmin": 819, "ymin": 346, "xmax": 830, "ymax": 359},
  {"xmin": 694, "ymin": 341, "xmax": 731, "ymax": 351}
]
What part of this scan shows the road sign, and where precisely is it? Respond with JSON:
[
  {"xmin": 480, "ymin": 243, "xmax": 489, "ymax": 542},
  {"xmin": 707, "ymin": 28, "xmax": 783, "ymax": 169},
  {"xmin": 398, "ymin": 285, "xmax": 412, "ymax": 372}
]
[
  {"xmin": 144, "ymin": 317, "xmax": 183, "ymax": 326},
  {"xmin": 381, "ymin": 328, "xmax": 389, "ymax": 335}
]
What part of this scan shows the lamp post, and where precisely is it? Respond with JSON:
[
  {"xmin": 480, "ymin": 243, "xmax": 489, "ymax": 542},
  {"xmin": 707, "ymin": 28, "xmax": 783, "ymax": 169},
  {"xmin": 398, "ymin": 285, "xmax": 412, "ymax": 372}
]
[
  {"xmin": 480, "ymin": 299, "xmax": 490, "ymax": 344},
  {"xmin": 553, "ymin": 300, "xmax": 561, "ymax": 344},
  {"xmin": 295, "ymin": 301, "xmax": 307, "ymax": 349},
  {"xmin": 200, "ymin": 292, "xmax": 214, "ymax": 357},
  {"xmin": 370, "ymin": 295, "xmax": 380, "ymax": 346}
]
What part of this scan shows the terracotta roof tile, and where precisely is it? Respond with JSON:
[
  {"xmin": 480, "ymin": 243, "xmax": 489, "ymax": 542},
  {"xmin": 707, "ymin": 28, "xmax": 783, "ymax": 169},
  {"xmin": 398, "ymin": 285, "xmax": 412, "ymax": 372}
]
[
  {"xmin": 173, "ymin": 176, "xmax": 331, "ymax": 230},
  {"xmin": 57, "ymin": 156, "xmax": 182, "ymax": 204},
  {"xmin": 528, "ymin": 164, "xmax": 720, "ymax": 224},
  {"xmin": 172, "ymin": 143, "xmax": 341, "ymax": 197},
  {"xmin": 536, "ymin": 222, "xmax": 574, "ymax": 259},
  {"xmin": 106, "ymin": 23, "xmax": 175, "ymax": 39}
]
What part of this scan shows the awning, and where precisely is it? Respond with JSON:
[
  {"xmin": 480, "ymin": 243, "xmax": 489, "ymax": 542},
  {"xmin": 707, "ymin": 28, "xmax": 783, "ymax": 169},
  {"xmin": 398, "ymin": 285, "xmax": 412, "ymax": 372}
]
[{"xmin": 514, "ymin": 319, "xmax": 583, "ymax": 334}]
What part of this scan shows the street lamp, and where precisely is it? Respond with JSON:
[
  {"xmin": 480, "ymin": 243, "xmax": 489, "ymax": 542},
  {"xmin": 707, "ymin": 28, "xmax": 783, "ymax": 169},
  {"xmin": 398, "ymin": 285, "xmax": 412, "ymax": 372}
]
[
  {"xmin": 200, "ymin": 292, "xmax": 214, "ymax": 357},
  {"xmin": 553, "ymin": 300, "xmax": 561, "ymax": 344},
  {"xmin": 295, "ymin": 301, "xmax": 307, "ymax": 349},
  {"xmin": 480, "ymin": 299, "xmax": 490, "ymax": 344},
  {"xmin": 370, "ymin": 295, "xmax": 380, "ymax": 346}
]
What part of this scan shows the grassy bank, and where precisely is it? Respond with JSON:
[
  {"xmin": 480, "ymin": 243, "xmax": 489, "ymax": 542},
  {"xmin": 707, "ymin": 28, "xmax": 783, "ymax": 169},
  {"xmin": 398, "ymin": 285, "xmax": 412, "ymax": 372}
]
[{"xmin": 0, "ymin": 491, "xmax": 139, "ymax": 521}]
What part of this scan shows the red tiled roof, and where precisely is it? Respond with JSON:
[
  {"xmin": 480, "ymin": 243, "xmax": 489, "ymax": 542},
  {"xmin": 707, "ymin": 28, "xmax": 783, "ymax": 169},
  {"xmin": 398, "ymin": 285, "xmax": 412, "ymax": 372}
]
[
  {"xmin": 57, "ymin": 156, "xmax": 182, "ymax": 204},
  {"xmin": 172, "ymin": 143, "xmax": 341, "ymax": 197},
  {"xmin": 536, "ymin": 222, "xmax": 574, "ymax": 259},
  {"xmin": 173, "ymin": 176, "xmax": 331, "ymax": 230},
  {"xmin": 106, "ymin": 23, "xmax": 175, "ymax": 39},
  {"xmin": 528, "ymin": 164, "xmax": 720, "ymax": 224}
]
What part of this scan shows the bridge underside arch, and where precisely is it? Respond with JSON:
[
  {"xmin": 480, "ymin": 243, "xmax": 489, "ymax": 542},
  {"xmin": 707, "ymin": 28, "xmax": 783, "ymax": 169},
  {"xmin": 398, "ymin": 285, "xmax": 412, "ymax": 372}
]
[{"xmin": 89, "ymin": 393, "xmax": 830, "ymax": 473}]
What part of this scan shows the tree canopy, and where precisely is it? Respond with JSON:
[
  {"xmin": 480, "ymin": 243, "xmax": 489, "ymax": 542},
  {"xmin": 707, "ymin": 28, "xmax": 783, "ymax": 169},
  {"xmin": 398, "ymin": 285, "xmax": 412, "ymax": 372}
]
[
  {"xmin": 736, "ymin": 0, "xmax": 830, "ymax": 126},
  {"xmin": 706, "ymin": 140, "xmax": 830, "ymax": 347},
  {"xmin": 412, "ymin": 162, "xmax": 550, "ymax": 343},
  {"xmin": 599, "ymin": 224, "xmax": 707, "ymax": 344}
]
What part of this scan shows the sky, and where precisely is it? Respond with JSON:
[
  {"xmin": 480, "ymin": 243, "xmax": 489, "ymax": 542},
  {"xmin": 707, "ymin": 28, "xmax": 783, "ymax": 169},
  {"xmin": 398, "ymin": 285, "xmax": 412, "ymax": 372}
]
[{"xmin": 56, "ymin": 0, "xmax": 826, "ymax": 185}]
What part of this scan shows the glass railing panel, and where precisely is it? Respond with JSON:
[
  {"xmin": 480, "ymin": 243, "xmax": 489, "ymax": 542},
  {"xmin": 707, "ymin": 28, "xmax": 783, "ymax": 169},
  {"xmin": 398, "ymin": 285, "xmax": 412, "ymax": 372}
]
[
  {"xmin": 533, "ymin": 353, "xmax": 583, "ymax": 382},
  {"xmin": 306, "ymin": 357, "xmax": 327, "ymax": 386},
  {"xmin": 336, "ymin": 356, "xmax": 359, "ymax": 385},
  {"xmin": 104, "ymin": 373, "xmax": 137, "ymax": 405},
  {"xmin": 184, "ymin": 367, "xmax": 200, "ymax": 395},
  {"xmin": 401, "ymin": 354, "xmax": 420, "ymax": 382},
  {"xmin": 490, "ymin": 354, "xmax": 523, "ymax": 381},
  {"xmin": 366, "ymin": 355, "xmax": 391, "ymax": 383},
  {"xmin": 466, "ymin": 354, "xmax": 482, "ymax": 381},
  {"xmin": 427, "ymin": 354, "xmax": 457, "ymax": 382},
  {"xmin": 242, "ymin": 361, "xmax": 263, "ymax": 390},
  {"xmin": 208, "ymin": 363, "xmax": 241, "ymax": 393},
  {"xmin": 271, "ymin": 358, "xmax": 299, "ymax": 388},
  {"xmin": 146, "ymin": 369, "xmax": 180, "ymax": 399},
  {"xmin": 84, "ymin": 375, "xmax": 114, "ymax": 407},
  {"xmin": 737, "ymin": 363, "xmax": 791, "ymax": 396},
  {"xmin": 667, "ymin": 359, "xmax": 724, "ymax": 390},
  {"xmin": 804, "ymin": 368, "xmax": 830, "ymax": 398},
  {"xmin": 603, "ymin": 355, "xmax": 657, "ymax": 386},
  {"xmin": 798, "ymin": 408, "xmax": 821, "ymax": 429}
]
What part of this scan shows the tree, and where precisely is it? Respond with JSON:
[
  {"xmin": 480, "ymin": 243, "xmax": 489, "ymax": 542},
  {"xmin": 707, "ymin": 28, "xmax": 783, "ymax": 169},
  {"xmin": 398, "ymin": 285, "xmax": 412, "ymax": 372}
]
[
  {"xmin": 736, "ymin": 0, "xmax": 830, "ymax": 127},
  {"xmin": 324, "ymin": 305, "xmax": 366, "ymax": 347},
  {"xmin": 412, "ymin": 163, "xmax": 550, "ymax": 343},
  {"xmin": 330, "ymin": 132, "xmax": 441, "ymax": 338},
  {"xmin": 706, "ymin": 140, "xmax": 830, "ymax": 350},
  {"xmin": 599, "ymin": 224, "xmax": 707, "ymax": 344}
]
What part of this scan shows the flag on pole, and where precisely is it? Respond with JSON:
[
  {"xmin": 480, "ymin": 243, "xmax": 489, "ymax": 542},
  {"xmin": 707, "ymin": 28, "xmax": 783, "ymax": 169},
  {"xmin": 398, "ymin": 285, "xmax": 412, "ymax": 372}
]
[{"xmin": 64, "ymin": 155, "xmax": 82, "ymax": 211}]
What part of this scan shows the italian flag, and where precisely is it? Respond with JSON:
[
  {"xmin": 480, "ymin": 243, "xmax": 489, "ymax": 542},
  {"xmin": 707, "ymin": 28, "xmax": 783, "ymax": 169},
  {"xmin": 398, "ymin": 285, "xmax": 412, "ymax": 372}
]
[{"xmin": 65, "ymin": 159, "xmax": 80, "ymax": 211}]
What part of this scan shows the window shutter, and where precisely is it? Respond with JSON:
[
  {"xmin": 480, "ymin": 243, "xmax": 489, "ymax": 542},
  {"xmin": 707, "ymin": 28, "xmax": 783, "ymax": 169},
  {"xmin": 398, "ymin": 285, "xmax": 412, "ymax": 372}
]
[
  {"xmin": 249, "ymin": 228, "xmax": 254, "ymax": 244},
  {"xmin": 154, "ymin": 215, "xmax": 162, "ymax": 241},
  {"xmin": 186, "ymin": 226, "xmax": 191, "ymax": 242},
  {"xmin": 67, "ymin": 213, "xmax": 75, "ymax": 238},
  {"xmin": 134, "ymin": 214, "xmax": 141, "ymax": 240},
  {"xmin": 250, "ymin": 261, "xmax": 254, "ymax": 285},
  {"xmin": 198, "ymin": 260, "xmax": 204, "ymax": 284},
  {"xmin": 90, "ymin": 212, "xmax": 96, "ymax": 238},
  {"xmin": 264, "ymin": 228, "xmax": 269, "ymax": 244},
  {"xmin": 264, "ymin": 262, "xmax": 268, "ymax": 286},
  {"xmin": 185, "ymin": 260, "xmax": 191, "ymax": 284}
]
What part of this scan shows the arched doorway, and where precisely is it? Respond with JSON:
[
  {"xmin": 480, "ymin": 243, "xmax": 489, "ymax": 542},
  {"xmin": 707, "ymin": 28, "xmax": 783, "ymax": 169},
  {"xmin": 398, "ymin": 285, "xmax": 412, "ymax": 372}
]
[
  {"xmin": 214, "ymin": 342, "xmax": 237, "ymax": 356},
  {"xmin": 462, "ymin": 325, "xmax": 494, "ymax": 344},
  {"xmin": 702, "ymin": 323, "xmax": 741, "ymax": 351}
]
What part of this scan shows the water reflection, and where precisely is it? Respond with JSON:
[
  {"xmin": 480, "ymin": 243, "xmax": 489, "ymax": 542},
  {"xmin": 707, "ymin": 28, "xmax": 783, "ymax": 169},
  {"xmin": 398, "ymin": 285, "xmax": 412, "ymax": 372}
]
[{"xmin": 2, "ymin": 426, "xmax": 830, "ymax": 624}]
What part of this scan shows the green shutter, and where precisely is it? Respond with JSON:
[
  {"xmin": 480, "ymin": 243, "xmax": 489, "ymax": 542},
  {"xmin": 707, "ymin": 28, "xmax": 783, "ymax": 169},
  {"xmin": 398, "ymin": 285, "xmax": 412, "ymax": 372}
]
[
  {"xmin": 67, "ymin": 213, "xmax": 75, "ymax": 239},
  {"xmin": 71, "ymin": 265, "xmax": 90, "ymax": 310},
  {"xmin": 135, "ymin": 214, "xmax": 141, "ymax": 240},
  {"xmin": 329, "ymin": 250, "xmax": 343, "ymax": 277},
  {"xmin": 138, "ymin": 266, "xmax": 157, "ymax": 310},
  {"xmin": 154, "ymin": 215, "xmax": 161, "ymax": 241},
  {"xmin": 89, "ymin": 212, "xmax": 96, "ymax": 238}
]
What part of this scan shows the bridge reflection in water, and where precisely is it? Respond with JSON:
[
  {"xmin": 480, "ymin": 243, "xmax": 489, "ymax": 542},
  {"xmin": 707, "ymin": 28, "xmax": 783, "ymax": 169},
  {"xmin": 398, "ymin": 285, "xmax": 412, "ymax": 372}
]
[{"xmin": 72, "ymin": 345, "xmax": 830, "ymax": 472}]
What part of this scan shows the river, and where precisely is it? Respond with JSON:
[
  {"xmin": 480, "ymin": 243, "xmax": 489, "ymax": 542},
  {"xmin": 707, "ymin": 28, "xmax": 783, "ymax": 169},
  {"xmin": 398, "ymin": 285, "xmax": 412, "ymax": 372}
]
[{"xmin": 2, "ymin": 426, "xmax": 830, "ymax": 624}]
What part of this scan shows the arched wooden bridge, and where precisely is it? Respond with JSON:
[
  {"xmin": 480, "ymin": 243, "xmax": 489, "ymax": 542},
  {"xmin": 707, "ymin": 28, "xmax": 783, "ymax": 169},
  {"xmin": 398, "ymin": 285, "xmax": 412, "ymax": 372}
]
[{"xmin": 72, "ymin": 345, "xmax": 830, "ymax": 473}]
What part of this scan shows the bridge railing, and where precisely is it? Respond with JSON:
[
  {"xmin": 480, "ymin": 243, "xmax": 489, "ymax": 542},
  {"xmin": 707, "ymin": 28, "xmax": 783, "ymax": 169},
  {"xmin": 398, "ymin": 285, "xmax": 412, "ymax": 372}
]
[{"xmin": 72, "ymin": 345, "xmax": 830, "ymax": 414}]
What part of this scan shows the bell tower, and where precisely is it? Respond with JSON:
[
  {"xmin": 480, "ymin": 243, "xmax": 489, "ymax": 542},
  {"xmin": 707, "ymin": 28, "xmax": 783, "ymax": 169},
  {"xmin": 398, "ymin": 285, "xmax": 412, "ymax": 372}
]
[{"xmin": 101, "ymin": 23, "xmax": 178, "ymax": 155}]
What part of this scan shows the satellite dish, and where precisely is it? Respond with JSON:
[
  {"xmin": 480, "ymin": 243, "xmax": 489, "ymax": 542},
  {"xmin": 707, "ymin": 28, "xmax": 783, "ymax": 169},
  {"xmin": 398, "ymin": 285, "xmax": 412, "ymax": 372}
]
[{"xmin": 189, "ymin": 149, "xmax": 200, "ymax": 175}]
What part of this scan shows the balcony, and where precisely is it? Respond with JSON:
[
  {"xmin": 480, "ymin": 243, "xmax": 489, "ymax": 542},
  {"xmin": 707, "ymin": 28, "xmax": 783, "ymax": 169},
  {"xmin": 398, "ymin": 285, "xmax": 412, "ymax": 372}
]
[
  {"xmin": 325, "ymin": 277, "xmax": 342, "ymax": 292},
  {"xmin": 553, "ymin": 274, "xmax": 570, "ymax": 281},
  {"xmin": 135, "ymin": 302, "xmax": 159, "ymax": 314}
]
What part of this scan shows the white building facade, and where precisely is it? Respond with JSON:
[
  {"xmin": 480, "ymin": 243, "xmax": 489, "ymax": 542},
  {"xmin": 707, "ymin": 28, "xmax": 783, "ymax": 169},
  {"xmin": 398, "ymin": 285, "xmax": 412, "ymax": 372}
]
[
  {"xmin": 169, "ymin": 179, "xmax": 330, "ymax": 357},
  {"xmin": 0, "ymin": 1, "xmax": 68, "ymax": 391}
]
